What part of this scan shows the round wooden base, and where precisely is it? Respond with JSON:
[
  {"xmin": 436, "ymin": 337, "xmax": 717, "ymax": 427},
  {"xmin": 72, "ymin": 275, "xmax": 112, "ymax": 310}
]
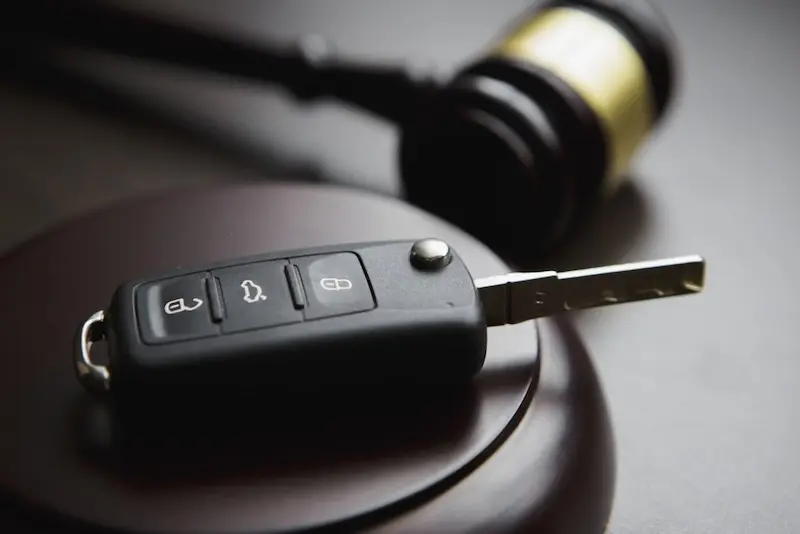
[{"xmin": 0, "ymin": 183, "xmax": 614, "ymax": 533}]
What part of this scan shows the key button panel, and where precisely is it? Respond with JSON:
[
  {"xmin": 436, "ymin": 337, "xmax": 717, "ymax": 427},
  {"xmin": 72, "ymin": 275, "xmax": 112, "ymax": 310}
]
[
  {"xmin": 292, "ymin": 252, "xmax": 375, "ymax": 320},
  {"xmin": 135, "ymin": 252, "xmax": 374, "ymax": 344}
]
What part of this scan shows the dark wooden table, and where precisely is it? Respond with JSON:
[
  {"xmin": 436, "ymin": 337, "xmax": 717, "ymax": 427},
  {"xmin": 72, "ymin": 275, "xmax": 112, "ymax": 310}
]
[{"xmin": 1, "ymin": 1, "xmax": 799, "ymax": 532}]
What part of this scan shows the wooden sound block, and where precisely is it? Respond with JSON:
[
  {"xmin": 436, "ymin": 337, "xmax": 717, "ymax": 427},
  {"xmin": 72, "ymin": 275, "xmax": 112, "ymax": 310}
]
[{"xmin": 0, "ymin": 183, "xmax": 614, "ymax": 533}]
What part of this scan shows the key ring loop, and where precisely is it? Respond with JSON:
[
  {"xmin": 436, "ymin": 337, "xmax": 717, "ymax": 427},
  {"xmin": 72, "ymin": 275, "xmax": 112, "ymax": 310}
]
[{"xmin": 74, "ymin": 310, "xmax": 111, "ymax": 393}]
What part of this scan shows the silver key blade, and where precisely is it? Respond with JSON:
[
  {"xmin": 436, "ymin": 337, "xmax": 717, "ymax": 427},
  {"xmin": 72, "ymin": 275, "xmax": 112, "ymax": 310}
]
[{"xmin": 475, "ymin": 255, "xmax": 706, "ymax": 327}]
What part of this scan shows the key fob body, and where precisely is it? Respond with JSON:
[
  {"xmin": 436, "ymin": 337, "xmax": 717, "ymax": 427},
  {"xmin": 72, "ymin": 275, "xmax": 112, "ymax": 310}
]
[{"xmin": 102, "ymin": 240, "xmax": 487, "ymax": 401}]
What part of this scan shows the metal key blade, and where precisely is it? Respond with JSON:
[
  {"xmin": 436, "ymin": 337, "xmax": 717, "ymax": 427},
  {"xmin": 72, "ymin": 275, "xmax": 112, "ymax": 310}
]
[{"xmin": 475, "ymin": 255, "xmax": 705, "ymax": 327}]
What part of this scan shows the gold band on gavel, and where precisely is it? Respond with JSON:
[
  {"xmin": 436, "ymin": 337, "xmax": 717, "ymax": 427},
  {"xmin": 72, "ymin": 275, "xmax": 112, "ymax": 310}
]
[{"xmin": 495, "ymin": 7, "xmax": 656, "ymax": 188}]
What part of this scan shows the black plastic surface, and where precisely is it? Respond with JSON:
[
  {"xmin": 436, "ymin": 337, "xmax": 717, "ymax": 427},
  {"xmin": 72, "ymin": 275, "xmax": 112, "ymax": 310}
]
[
  {"xmin": 292, "ymin": 252, "xmax": 374, "ymax": 320},
  {"xmin": 205, "ymin": 276, "xmax": 225, "ymax": 323},
  {"xmin": 135, "ymin": 273, "xmax": 218, "ymax": 344},
  {"xmin": 212, "ymin": 259, "xmax": 303, "ymax": 334},
  {"xmin": 283, "ymin": 264, "xmax": 306, "ymax": 310},
  {"xmin": 106, "ymin": 240, "xmax": 488, "ymax": 403}
]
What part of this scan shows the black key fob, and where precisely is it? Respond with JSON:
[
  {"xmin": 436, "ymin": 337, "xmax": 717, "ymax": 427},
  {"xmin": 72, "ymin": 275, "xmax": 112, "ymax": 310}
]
[{"xmin": 75, "ymin": 240, "xmax": 488, "ymax": 405}]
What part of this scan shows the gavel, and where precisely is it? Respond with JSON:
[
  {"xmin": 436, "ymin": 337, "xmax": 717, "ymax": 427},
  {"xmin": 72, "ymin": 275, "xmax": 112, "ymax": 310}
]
[{"xmin": 5, "ymin": 0, "xmax": 676, "ymax": 258}]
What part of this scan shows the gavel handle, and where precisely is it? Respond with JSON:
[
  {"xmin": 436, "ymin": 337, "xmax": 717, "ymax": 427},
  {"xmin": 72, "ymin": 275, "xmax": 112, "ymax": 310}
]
[{"xmin": 1, "ymin": 0, "xmax": 441, "ymax": 124}]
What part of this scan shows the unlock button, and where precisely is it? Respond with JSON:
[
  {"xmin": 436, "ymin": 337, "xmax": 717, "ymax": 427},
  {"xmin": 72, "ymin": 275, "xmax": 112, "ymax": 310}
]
[
  {"xmin": 292, "ymin": 253, "xmax": 375, "ymax": 320},
  {"xmin": 136, "ymin": 273, "xmax": 218, "ymax": 345}
]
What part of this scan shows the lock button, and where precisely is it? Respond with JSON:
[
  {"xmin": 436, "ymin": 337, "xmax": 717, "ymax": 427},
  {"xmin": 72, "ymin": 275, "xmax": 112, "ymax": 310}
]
[
  {"xmin": 291, "ymin": 253, "xmax": 375, "ymax": 320},
  {"xmin": 136, "ymin": 273, "xmax": 218, "ymax": 345}
]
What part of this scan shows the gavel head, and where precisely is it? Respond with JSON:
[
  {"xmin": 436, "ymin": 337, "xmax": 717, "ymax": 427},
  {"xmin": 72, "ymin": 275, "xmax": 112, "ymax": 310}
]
[{"xmin": 399, "ymin": 0, "xmax": 676, "ymax": 258}]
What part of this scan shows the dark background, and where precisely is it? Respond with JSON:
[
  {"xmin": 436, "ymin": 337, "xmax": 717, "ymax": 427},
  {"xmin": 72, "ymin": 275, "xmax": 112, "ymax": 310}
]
[{"xmin": 1, "ymin": 1, "xmax": 798, "ymax": 532}]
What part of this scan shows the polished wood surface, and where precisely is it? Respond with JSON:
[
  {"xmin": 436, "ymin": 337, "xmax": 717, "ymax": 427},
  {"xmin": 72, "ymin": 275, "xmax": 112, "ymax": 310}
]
[{"xmin": 0, "ymin": 184, "xmax": 613, "ymax": 533}]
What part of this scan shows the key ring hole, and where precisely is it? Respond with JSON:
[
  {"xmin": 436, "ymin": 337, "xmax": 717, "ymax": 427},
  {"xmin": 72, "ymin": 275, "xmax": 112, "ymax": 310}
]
[
  {"xmin": 75, "ymin": 310, "xmax": 111, "ymax": 394},
  {"xmin": 85, "ymin": 316, "xmax": 108, "ymax": 367},
  {"xmin": 88, "ymin": 335, "xmax": 110, "ymax": 368}
]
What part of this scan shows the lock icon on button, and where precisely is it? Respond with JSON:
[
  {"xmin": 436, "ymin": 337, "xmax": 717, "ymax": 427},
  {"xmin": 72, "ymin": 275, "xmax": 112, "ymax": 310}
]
[{"xmin": 320, "ymin": 278, "xmax": 353, "ymax": 291}]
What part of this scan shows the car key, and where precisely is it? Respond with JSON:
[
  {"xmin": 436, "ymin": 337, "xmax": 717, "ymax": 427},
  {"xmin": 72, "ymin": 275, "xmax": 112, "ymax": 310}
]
[{"xmin": 74, "ymin": 239, "xmax": 705, "ymax": 401}]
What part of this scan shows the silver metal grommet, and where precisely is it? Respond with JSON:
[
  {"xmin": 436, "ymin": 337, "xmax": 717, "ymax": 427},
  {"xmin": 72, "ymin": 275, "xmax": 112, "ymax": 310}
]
[{"xmin": 74, "ymin": 309, "xmax": 111, "ymax": 394}]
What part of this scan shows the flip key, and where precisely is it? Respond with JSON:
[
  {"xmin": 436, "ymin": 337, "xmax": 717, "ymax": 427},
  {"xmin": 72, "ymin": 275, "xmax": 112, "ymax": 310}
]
[{"xmin": 75, "ymin": 239, "xmax": 705, "ymax": 401}]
